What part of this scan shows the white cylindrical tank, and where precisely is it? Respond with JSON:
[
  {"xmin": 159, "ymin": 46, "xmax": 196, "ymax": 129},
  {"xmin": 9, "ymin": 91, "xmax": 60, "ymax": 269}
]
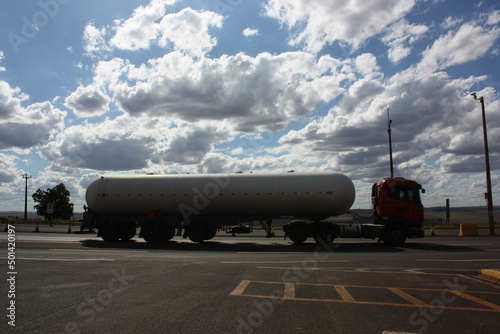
[{"xmin": 85, "ymin": 172, "xmax": 355, "ymax": 218}]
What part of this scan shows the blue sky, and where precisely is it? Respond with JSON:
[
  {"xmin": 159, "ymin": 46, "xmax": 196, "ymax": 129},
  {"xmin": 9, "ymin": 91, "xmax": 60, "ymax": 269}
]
[{"xmin": 0, "ymin": 0, "xmax": 499, "ymax": 212}]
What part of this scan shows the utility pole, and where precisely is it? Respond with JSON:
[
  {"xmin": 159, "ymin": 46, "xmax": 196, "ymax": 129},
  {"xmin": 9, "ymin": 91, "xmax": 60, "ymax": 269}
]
[
  {"xmin": 387, "ymin": 109, "xmax": 394, "ymax": 178},
  {"xmin": 22, "ymin": 173, "xmax": 32, "ymax": 222},
  {"xmin": 471, "ymin": 93, "xmax": 495, "ymax": 236}
]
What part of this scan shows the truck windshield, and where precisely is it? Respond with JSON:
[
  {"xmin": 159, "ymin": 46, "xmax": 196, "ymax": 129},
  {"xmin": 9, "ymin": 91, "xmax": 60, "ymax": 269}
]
[{"xmin": 388, "ymin": 187, "xmax": 421, "ymax": 203}]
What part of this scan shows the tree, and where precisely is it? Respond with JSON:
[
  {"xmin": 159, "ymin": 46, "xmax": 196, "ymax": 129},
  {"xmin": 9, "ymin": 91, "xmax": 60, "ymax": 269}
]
[{"xmin": 32, "ymin": 183, "xmax": 74, "ymax": 221}]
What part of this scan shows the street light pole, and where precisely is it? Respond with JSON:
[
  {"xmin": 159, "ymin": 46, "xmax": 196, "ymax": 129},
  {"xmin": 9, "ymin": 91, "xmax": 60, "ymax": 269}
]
[
  {"xmin": 471, "ymin": 93, "xmax": 495, "ymax": 236},
  {"xmin": 22, "ymin": 173, "xmax": 32, "ymax": 222}
]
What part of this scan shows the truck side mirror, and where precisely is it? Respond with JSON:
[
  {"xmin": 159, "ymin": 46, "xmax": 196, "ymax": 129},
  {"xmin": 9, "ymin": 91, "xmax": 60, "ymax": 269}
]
[{"xmin": 421, "ymin": 189, "xmax": 426, "ymax": 194}]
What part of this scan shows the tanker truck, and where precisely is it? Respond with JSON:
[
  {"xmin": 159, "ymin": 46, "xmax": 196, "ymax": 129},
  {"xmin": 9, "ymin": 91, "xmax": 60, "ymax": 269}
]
[{"xmin": 82, "ymin": 172, "xmax": 425, "ymax": 245}]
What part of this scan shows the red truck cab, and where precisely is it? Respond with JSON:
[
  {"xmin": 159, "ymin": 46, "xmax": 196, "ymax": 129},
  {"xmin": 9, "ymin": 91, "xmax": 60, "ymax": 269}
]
[{"xmin": 372, "ymin": 177, "xmax": 425, "ymax": 242}]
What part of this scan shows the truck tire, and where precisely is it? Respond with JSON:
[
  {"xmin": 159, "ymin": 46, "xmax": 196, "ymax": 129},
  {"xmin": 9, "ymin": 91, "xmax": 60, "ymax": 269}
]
[
  {"xmin": 100, "ymin": 222, "xmax": 120, "ymax": 242},
  {"xmin": 120, "ymin": 222, "xmax": 136, "ymax": 241},
  {"xmin": 141, "ymin": 222, "xmax": 168, "ymax": 243},
  {"xmin": 384, "ymin": 224, "xmax": 407, "ymax": 245},
  {"xmin": 313, "ymin": 222, "xmax": 334, "ymax": 246},
  {"xmin": 287, "ymin": 221, "xmax": 309, "ymax": 244},
  {"xmin": 186, "ymin": 222, "xmax": 205, "ymax": 243},
  {"xmin": 203, "ymin": 226, "xmax": 217, "ymax": 241}
]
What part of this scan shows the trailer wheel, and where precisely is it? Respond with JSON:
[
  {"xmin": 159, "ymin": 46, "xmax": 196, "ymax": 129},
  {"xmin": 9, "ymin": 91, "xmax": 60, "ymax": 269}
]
[
  {"xmin": 384, "ymin": 224, "xmax": 407, "ymax": 245},
  {"xmin": 287, "ymin": 221, "xmax": 309, "ymax": 244},
  {"xmin": 141, "ymin": 222, "xmax": 167, "ymax": 243},
  {"xmin": 186, "ymin": 222, "xmax": 205, "ymax": 243},
  {"xmin": 100, "ymin": 222, "xmax": 120, "ymax": 242},
  {"xmin": 203, "ymin": 226, "xmax": 217, "ymax": 241},
  {"xmin": 120, "ymin": 222, "xmax": 136, "ymax": 241},
  {"xmin": 164, "ymin": 225, "xmax": 176, "ymax": 241}
]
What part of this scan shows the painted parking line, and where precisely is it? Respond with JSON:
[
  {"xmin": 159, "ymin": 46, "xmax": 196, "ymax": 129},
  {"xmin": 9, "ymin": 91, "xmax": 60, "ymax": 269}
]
[{"xmin": 230, "ymin": 280, "xmax": 500, "ymax": 313}]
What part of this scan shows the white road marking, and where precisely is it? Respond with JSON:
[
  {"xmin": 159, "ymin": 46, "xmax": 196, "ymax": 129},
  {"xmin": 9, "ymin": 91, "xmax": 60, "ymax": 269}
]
[{"xmin": 17, "ymin": 257, "xmax": 114, "ymax": 262}]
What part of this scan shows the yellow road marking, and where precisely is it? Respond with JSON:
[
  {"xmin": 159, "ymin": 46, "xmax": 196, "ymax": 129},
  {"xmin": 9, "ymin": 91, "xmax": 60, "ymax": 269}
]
[
  {"xmin": 230, "ymin": 280, "xmax": 251, "ymax": 296},
  {"xmin": 284, "ymin": 283, "xmax": 295, "ymax": 299},
  {"xmin": 334, "ymin": 285, "xmax": 356, "ymax": 303},
  {"xmin": 229, "ymin": 280, "xmax": 500, "ymax": 312},
  {"xmin": 451, "ymin": 290, "xmax": 500, "ymax": 312},
  {"xmin": 389, "ymin": 288, "xmax": 427, "ymax": 306}
]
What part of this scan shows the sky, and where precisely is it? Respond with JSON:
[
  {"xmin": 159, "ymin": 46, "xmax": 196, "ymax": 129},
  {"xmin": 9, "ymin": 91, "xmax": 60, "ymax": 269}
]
[{"xmin": 0, "ymin": 0, "xmax": 499, "ymax": 213}]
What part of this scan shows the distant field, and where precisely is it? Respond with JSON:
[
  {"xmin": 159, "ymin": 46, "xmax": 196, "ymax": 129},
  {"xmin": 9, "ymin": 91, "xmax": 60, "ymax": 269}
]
[{"xmin": 424, "ymin": 207, "xmax": 500, "ymax": 226}]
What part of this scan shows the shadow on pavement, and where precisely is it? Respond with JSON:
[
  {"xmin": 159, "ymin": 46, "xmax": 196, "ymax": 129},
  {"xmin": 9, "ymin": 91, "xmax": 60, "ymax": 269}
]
[{"xmin": 80, "ymin": 238, "xmax": 484, "ymax": 253}]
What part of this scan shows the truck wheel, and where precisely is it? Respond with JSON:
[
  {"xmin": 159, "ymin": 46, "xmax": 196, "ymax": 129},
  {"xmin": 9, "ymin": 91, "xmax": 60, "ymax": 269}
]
[
  {"xmin": 186, "ymin": 222, "xmax": 205, "ymax": 243},
  {"xmin": 164, "ymin": 225, "xmax": 176, "ymax": 241},
  {"xmin": 287, "ymin": 221, "xmax": 309, "ymax": 244},
  {"xmin": 100, "ymin": 222, "xmax": 120, "ymax": 242},
  {"xmin": 203, "ymin": 226, "xmax": 217, "ymax": 241},
  {"xmin": 384, "ymin": 224, "xmax": 407, "ymax": 245},
  {"xmin": 313, "ymin": 222, "xmax": 334, "ymax": 246},
  {"xmin": 141, "ymin": 222, "xmax": 167, "ymax": 243},
  {"xmin": 120, "ymin": 222, "xmax": 136, "ymax": 241}
]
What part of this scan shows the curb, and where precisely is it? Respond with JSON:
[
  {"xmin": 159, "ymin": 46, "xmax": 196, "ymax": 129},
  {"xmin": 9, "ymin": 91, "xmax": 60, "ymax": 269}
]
[{"xmin": 480, "ymin": 269, "xmax": 500, "ymax": 280}]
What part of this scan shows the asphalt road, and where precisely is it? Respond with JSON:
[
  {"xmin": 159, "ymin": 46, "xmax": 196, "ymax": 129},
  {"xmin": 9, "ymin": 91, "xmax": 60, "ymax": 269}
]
[{"xmin": 1, "ymin": 228, "xmax": 500, "ymax": 334}]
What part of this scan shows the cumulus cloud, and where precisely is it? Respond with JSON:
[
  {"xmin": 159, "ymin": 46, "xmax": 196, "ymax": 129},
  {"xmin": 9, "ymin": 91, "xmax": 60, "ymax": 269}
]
[
  {"xmin": 38, "ymin": 114, "xmax": 232, "ymax": 171},
  {"xmin": 0, "ymin": 81, "xmax": 65, "ymax": 151},
  {"xmin": 108, "ymin": 1, "xmax": 222, "ymax": 57},
  {"xmin": 243, "ymin": 27, "xmax": 259, "ymax": 37},
  {"xmin": 64, "ymin": 85, "xmax": 110, "ymax": 117},
  {"xmin": 486, "ymin": 10, "xmax": 500, "ymax": 25},
  {"xmin": 278, "ymin": 66, "xmax": 494, "ymax": 181},
  {"xmin": 382, "ymin": 19, "xmax": 428, "ymax": 63},
  {"xmin": 0, "ymin": 80, "xmax": 24, "ymax": 118},
  {"xmin": 0, "ymin": 153, "xmax": 18, "ymax": 183},
  {"xmin": 113, "ymin": 51, "xmax": 347, "ymax": 132},
  {"xmin": 83, "ymin": 21, "xmax": 110, "ymax": 56},
  {"xmin": 156, "ymin": 8, "xmax": 223, "ymax": 57},
  {"xmin": 0, "ymin": 102, "xmax": 65, "ymax": 151},
  {"xmin": 110, "ymin": 0, "xmax": 175, "ymax": 50},
  {"xmin": 420, "ymin": 22, "xmax": 499, "ymax": 72},
  {"xmin": 264, "ymin": 0, "xmax": 416, "ymax": 52}
]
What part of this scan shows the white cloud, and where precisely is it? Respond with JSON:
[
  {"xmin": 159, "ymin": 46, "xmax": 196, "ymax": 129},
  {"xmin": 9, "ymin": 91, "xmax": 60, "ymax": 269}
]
[
  {"xmin": 278, "ymin": 68, "xmax": 492, "ymax": 184},
  {"xmin": 1, "ymin": 80, "xmax": 64, "ymax": 152},
  {"xmin": 243, "ymin": 27, "xmax": 259, "ymax": 37},
  {"xmin": 264, "ymin": 0, "xmax": 417, "ymax": 52},
  {"xmin": 112, "ymin": 51, "xmax": 347, "ymax": 132},
  {"xmin": 64, "ymin": 85, "xmax": 110, "ymax": 117},
  {"xmin": 440, "ymin": 16, "xmax": 464, "ymax": 29},
  {"xmin": 108, "ymin": 1, "xmax": 222, "ymax": 57},
  {"xmin": 0, "ymin": 51, "xmax": 5, "ymax": 71},
  {"xmin": 382, "ymin": 19, "xmax": 428, "ymax": 63},
  {"xmin": 420, "ymin": 22, "xmax": 499, "ymax": 72},
  {"xmin": 83, "ymin": 21, "xmax": 110, "ymax": 56},
  {"xmin": 157, "ymin": 8, "xmax": 223, "ymax": 57},
  {"xmin": 0, "ymin": 153, "xmax": 19, "ymax": 183},
  {"xmin": 486, "ymin": 10, "xmax": 500, "ymax": 25},
  {"xmin": 0, "ymin": 101, "xmax": 66, "ymax": 152},
  {"xmin": 0, "ymin": 80, "xmax": 23, "ymax": 118},
  {"xmin": 110, "ymin": 0, "xmax": 176, "ymax": 50}
]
